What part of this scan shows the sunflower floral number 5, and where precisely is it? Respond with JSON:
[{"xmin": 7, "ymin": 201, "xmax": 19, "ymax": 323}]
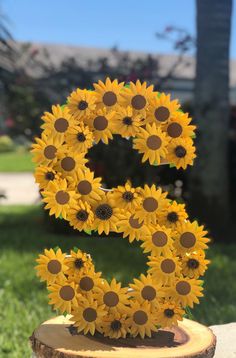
[{"xmin": 33, "ymin": 78, "xmax": 210, "ymax": 339}]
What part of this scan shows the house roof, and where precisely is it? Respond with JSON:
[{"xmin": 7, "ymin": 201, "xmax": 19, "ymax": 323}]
[{"xmin": 1, "ymin": 41, "xmax": 236, "ymax": 87}]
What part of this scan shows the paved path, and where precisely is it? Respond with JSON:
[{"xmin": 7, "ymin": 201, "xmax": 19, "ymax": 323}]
[{"xmin": 0, "ymin": 173, "xmax": 39, "ymax": 205}]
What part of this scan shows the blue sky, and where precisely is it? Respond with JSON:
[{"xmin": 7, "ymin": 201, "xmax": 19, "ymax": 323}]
[{"xmin": 2, "ymin": 0, "xmax": 236, "ymax": 58}]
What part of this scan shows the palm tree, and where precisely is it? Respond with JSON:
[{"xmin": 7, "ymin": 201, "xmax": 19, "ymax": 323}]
[{"xmin": 189, "ymin": 0, "xmax": 233, "ymax": 238}]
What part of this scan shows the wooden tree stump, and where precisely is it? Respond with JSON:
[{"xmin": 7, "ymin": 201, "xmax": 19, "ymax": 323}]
[{"xmin": 30, "ymin": 315, "xmax": 216, "ymax": 358}]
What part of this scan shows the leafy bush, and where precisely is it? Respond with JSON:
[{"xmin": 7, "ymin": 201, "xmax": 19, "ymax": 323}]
[{"xmin": 0, "ymin": 135, "xmax": 15, "ymax": 153}]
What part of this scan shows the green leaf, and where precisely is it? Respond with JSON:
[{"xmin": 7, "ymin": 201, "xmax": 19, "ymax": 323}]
[
  {"xmin": 156, "ymin": 92, "xmax": 161, "ymax": 98},
  {"xmin": 84, "ymin": 229, "xmax": 92, "ymax": 235},
  {"xmin": 184, "ymin": 306, "xmax": 195, "ymax": 320},
  {"xmin": 169, "ymin": 163, "xmax": 176, "ymax": 168},
  {"xmin": 177, "ymin": 108, "xmax": 183, "ymax": 113},
  {"xmin": 60, "ymin": 104, "xmax": 66, "ymax": 110},
  {"xmin": 124, "ymin": 83, "xmax": 130, "ymax": 88},
  {"xmin": 191, "ymin": 133, "xmax": 196, "ymax": 139},
  {"xmin": 58, "ymin": 214, "xmax": 63, "ymax": 220},
  {"xmin": 53, "ymin": 246, "xmax": 60, "ymax": 252},
  {"xmin": 73, "ymin": 246, "xmax": 79, "ymax": 253}
]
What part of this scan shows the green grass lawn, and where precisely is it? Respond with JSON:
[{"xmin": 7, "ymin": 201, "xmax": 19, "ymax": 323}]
[
  {"xmin": 0, "ymin": 205, "xmax": 236, "ymax": 357},
  {"xmin": 0, "ymin": 152, "xmax": 34, "ymax": 172}
]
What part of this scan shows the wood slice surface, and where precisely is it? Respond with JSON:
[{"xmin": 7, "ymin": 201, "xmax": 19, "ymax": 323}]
[{"xmin": 30, "ymin": 315, "xmax": 216, "ymax": 358}]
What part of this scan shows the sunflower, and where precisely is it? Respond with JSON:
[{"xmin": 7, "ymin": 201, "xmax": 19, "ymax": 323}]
[
  {"xmin": 155, "ymin": 300, "xmax": 185, "ymax": 328},
  {"xmin": 116, "ymin": 211, "xmax": 150, "ymax": 242},
  {"xmin": 113, "ymin": 106, "xmax": 142, "ymax": 137},
  {"xmin": 76, "ymin": 271, "xmax": 102, "ymax": 297},
  {"xmin": 174, "ymin": 220, "xmax": 210, "ymax": 255},
  {"xmin": 67, "ymin": 200, "xmax": 94, "ymax": 232},
  {"xmin": 126, "ymin": 300, "xmax": 157, "ymax": 338},
  {"xmin": 93, "ymin": 78, "xmax": 124, "ymax": 108},
  {"xmin": 134, "ymin": 184, "xmax": 168, "ymax": 225},
  {"xmin": 166, "ymin": 278, "xmax": 203, "ymax": 308},
  {"xmin": 91, "ymin": 192, "xmax": 122, "ymax": 235},
  {"xmin": 95, "ymin": 278, "xmax": 130, "ymax": 312},
  {"xmin": 166, "ymin": 137, "xmax": 196, "ymax": 169},
  {"xmin": 65, "ymin": 122, "xmax": 94, "ymax": 153},
  {"xmin": 164, "ymin": 111, "xmax": 196, "ymax": 139},
  {"xmin": 31, "ymin": 133, "xmax": 63, "ymax": 166},
  {"xmin": 155, "ymin": 256, "xmax": 180, "ymax": 282},
  {"xmin": 68, "ymin": 168, "xmax": 103, "ymax": 205},
  {"xmin": 48, "ymin": 280, "xmax": 78, "ymax": 314},
  {"xmin": 67, "ymin": 89, "xmax": 97, "ymax": 121},
  {"xmin": 34, "ymin": 165, "xmax": 60, "ymax": 190},
  {"xmin": 120, "ymin": 80, "xmax": 154, "ymax": 115},
  {"xmin": 158, "ymin": 200, "xmax": 188, "ymax": 229},
  {"xmin": 181, "ymin": 251, "xmax": 210, "ymax": 279},
  {"xmin": 42, "ymin": 178, "xmax": 78, "ymax": 219},
  {"xmin": 87, "ymin": 108, "xmax": 115, "ymax": 144},
  {"xmin": 148, "ymin": 254, "xmax": 181, "ymax": 285},
  {"xmin": 111, "ymin": 181, "xmax": 142, "ymax": 211},
  {"xmin": 71, "ymin": 296, "xmax": 106, "ymax": 335},
  {"xmin": 55, "ymin": 146, "xmax": 88, "ymax": 178},
  {"xmin": 98, "ymin": 311, "xmax": 129, "ymax": 339},
  {"xmin": 41, "ymin": 105, "xmax": 75, "ymax": 139},
  {"xmin": 65, "ymin": 249, "xmax": 94, "ymax": 278},
  {"xmin": 133, "ymin": 124, "xmax": 169, "ymax": 165},
  {"xmin": 35, "ymin": 248, "xmax": 68, "ymax": 284},
  {"xmin": 147, "ymin": 93, "xmax": 180, "ymax": 125},
  {"xmin": 129, "ymin": 274, "xmax": 164, "ymax": 309},
  {"xmin": 140, "ymin": 224, "xmax": 174, "ymax": 256}
]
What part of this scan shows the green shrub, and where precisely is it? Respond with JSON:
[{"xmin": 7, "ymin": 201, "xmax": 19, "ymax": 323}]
[{"xmin": 0, "ymin": 135, "xmax": 15, "ymax": 153}]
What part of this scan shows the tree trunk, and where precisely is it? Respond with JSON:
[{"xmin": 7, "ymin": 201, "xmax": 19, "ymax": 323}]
[{"xmin": 189, "ymin": 0, "xmax": 232, "ymax": 239}]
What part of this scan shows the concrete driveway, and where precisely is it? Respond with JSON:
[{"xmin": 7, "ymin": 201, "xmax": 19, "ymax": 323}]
[{"xmin": 0, "ymin": 173, "xmax": 40, "ymax": 205}]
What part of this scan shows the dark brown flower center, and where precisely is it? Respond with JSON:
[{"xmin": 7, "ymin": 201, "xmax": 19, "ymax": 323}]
[
  {"xmin": 95, "ymin": 204, "xmax": 113, "ymax": 220},
  {"xmin": 122, "ymin": 191, "xmax": 134, "ymax": 202},
  {"xmin": 154, "ymin": 106, "xmax": 170, "ymax": 122},
  {"xmin": 103, "ymin": 291, "xmax": 119, "ymax": 307},
  {"xmin": 61, "ymin": 157, "xmax": 76, "ymax": 171},
  {"xmin": 93, "ymin": 116, "xmax": 108, "ymax": 130},
  {"xmin": 176, "ymin": 281, "xmax": 191, "ymax": 295},
  {"xmin": 59, "ymin": 286, "xmax": 75, "ymax": 301},
  {"xmin": 54, "ymin": 118, "xmax": 69, "ymax": 133},
  {"xmin": 123, "ymin": 116, "xmax": 133, "ymax": 125},
  {"xmin": 110, "ymin": 320, "xmax": 122, "ymax": 331},
  {"xmin": 76, "ymin": 210, "xmax": 89, "ymax": 222},
  {"xmin": 143, "ymin": 197, "xmax": 158, "ymax": 212},
  {"xmin": 164, "ymin": 308, "xmax": 175, "ymax": 318},
  {"xmin": 141, "ymin": 285, "xmax": 156, "ymax": 301},
  {"xmin": 180, "ymin": 232, "xmax": 196, "ymax": 248},
  {"xmin": 55, "ymin": 191, "xmax": 70, "ymax": 205},
  {"xmin": 167, "ymin": 122, "xmax": 183, "ymax": 138},
  {"xmin": 161, "ymin": 259, "xmax": 176, "ymax": 273},
  {"xmin": 167, "ymin": 211, "xmax": 179, "ymax": 223},
  {"xmin": 79, "ymin": 276, "xmax": 94, "ymax": 291},
  {"xmin": 77, "ymin": 132, "xmax": 86, "ymax": 142},
  {"xmin": 187, "ymin": 258, "xmax": 200, "ymax": 269},
  {"xmin": 103, "ymin": 91, "xmax": 117, "ymax": 106},
  {"xmin": 47, "ymin": 260, "xmax": 61, "ymax": 274},
  {"xmin": 175, "ymin": 145, "xmax": 187, "ymax": 158},
  {"xmin": 131, "ymin": 95, "xmax": 146, "ymax": 110},
  {"xmin": 78, "ymin": 100, "xmax": 88, "ymax": 110},
  {"xmin": 152, "ymin": 231, "xmax": 168, "ymax": 247},
  {"xmin": 146, "ymin": 135, "xmax": 162, "ymax": 150},
  {"xmin": 74, "ymin": 258, "xmax": 84, "ymax": 269},
  {"xmin": 44, "ymin": 145, "xmax": 57, "ymax": 160},
  {"xmin": 83, "ymin": 307, "xmax": 97, "ymax": 322},
  {"xmin": 45, "ymin": 171, "xmax": 55, "ymax": 181},
  {"xmin": 133, "ymin": 310, "xmax": 148, "ymax": 325}
]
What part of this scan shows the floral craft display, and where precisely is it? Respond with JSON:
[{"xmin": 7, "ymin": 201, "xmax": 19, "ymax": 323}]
[{"xmin": 32, "ymin": 78, "xmax": 209, "ymax": 339}]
